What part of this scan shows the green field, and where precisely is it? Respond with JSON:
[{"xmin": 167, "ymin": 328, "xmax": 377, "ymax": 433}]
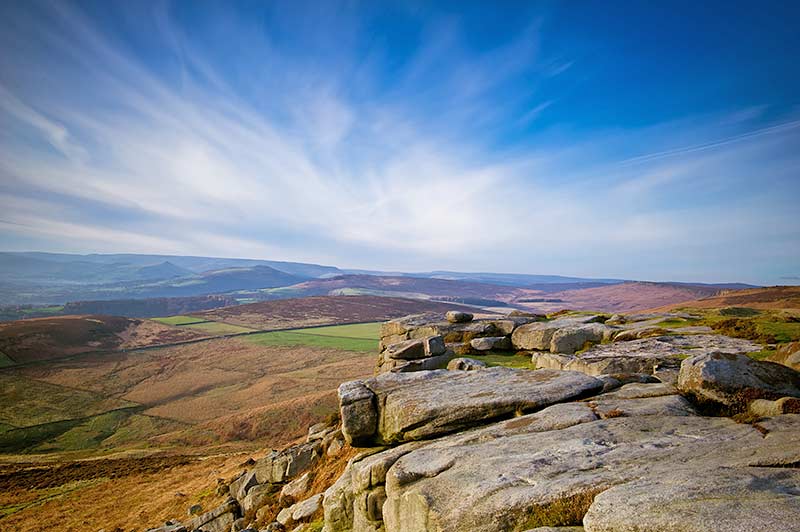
[
  {"xmin": 0, "ymin": 407, "xmax": 183, "ymax": 454},
  {"xmin": 478, "ymin": 351, "xmax": 537, "ymax": 369},
  {"xmin": 0, "ymin": 350, "xmax": 15, "ymax": 367},
  {"xmin": 182, "ymin": 321, "xmax": 255, "ymax": 335},
  {"xmin": 667, "ymin": 308, "xmax": 800, "ymax": 344},
  {"xmin": 0, "ymin": 374, "xmax": 136, "ymax": 428},
  {"xmin": 243, "ymin": 322, "xmax": 382, "ymax": 352},
  {"xmin": 299, "ymin": 322, "xmax": 383, "ymax": 339},
  {"xmin": 151, "ymin": 315, "xmax": 208, "ymax": 326}
]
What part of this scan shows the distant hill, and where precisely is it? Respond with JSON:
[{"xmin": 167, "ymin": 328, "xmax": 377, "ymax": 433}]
[
  {"xmin": 653, "ymin": 285, "xmax": 800, "ymax": 311},
  {"xmin": 198, "ymin": 295, "xmax": 477, "ymax": 329},
  {"xmin": 134, "ymin": 261, "xmax": 193, "ymax": 280},
  {"xmin": 263, "ymin": 274, "xmax": 536, "ymax": 303},
  {"xmin": 63, "ymin": 295, "xmax": 236, "ymax": 318},
  {"xmin": 407, "ymin": 271, "xmax": 626, "ymax": 287},
  {"xmin": 0, "ymin": 252, "xmax": 325, "ymax": 305},
  {"xmin": 3, "ymin": 251, "xmax": 341, "ymax": 278},
  {"xmin": 0, "ymin": 315, "xmax": 208, "ymax": 364},
  {"xmin": 511, "ymin": 281, "xmax": 730, "ymax": 313}
]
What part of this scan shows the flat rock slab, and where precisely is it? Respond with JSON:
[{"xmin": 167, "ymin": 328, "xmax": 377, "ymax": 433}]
[
  {"xmin": 534, "ymin": 334, "xmax": 762, "ymax": 376},
  {"xmin": 587, "ymin": 394, "xmax": 698, "ymax": 419},
  {"xmin": 339, "ymin": 367, "xmax": 603, "ymax": 446},
  {"xmin": 584, "ymin": 466, "xmax": 800, "ymax": 532},
  {"xmin": 378, "ymin": 415, "xmax": 800, "ymax": 532}
]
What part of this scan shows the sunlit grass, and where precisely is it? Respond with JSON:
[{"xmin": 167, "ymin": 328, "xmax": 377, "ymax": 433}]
[{"xmin": 151, "ymin": 315, "xmax": 208, "ymax": 326}]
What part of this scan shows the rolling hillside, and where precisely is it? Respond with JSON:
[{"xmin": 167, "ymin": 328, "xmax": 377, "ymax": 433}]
[
  {"xmin": 259, "ymin": 274, "xmax": 536, "ymax": 303},
  {"xmin": 197, "ymin": 295, "xmax": 473, "ymax": 329},
  {"xmin": 514, "ymin": 281, "xmax": 728, "ymax": 313},
  {"xmin": 654, "ymin": 285, "xmax": 800, "ymax": 311}
]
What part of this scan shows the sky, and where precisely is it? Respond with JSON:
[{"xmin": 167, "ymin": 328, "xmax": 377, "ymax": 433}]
[{"xmin": 1, "ymin": 0, "xmax": 799, "ymax": 285}]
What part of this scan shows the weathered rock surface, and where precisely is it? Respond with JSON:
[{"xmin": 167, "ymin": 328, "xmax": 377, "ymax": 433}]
[
  {"xmin": 377, "ymin": 415, "xmax": 800, "ymax": 532},
  {"xmin": 339, "ymin": 367, "xmax": 603, "ymax": 446},
  {"xmin": 533, "ymin": 334, "xmax": 762, "ymax": 377},
  {"xmin": 470, "ymin": 336, "xmax": 511, "ymax": 351},
  {"xmin": 749, "ymin": 396, "xmax": 800, "ymax": 417},
  {"xmin": 511, "ymin": 316, "xmax": 615, "ymax": 354},
  {"xmin": 254, "ymin": 440, "xmax": 323, "ymax": 484},
  {"xmin": 384, "ymin": 339, "xmax": 426, "ymax": 360},
  {"xmin": 583, "ymin": 466, "xmax": 800, "ymax": 532},
  {"xmin": 678, "ymin": 352, "xmax": 800, "ymax": 412},
  {"xmin": 186, "ymin": 497, "xmax": 239, "ymax": 532},
  {"xmin": 769, "ymin": 340, "xmax": 800, "ymax": 371},
  {"xmin": 291, "ymin": 493, "xmax": 323, "ymax": 521},
  {"xmin": 242, "ymin": 483, "xmax": 276, "ymax": 514},
  {"xmin": 378, "ymin": 313, "xmax": 543, "ymax": 374},
  {"xmin": 446, "ymin": 311, "xmax": 473, "ymax": 323},
  {"xmin": 280, "ymin": 472, "xmax": 311, "ymax": 504},
  {"xmin": 446, "ymin": 357, "xmax": 487, "ymax": 371},
  {"xmin": 230, "ymin": 470, "xmax": 259, "ymax": 501}
]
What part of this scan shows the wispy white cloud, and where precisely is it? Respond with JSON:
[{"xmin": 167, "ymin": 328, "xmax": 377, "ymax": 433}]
[{"xmin": 0, "ymin": 1, "xmax": 798, "ymax": 285}]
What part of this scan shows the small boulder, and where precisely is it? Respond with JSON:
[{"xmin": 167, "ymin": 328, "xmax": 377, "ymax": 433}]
[
  {"xmin": 280, "ymin": 472, "xmax": 310, "ymax": 504},
  {"xmin": 241, "ymin": 483, "xmax": 276, "ymax": 514},
  {"xmin": 507, "ymin": 310, "xmax": 547, "ymax": 319},
  {"xmin": 276, "ymin": 507, "xmax": 293, "ymax": 526},
  {"xmin": 291, "ymin": 493, "xmax": 323, "ymax": 522},
  {"xmin": 422, "ymin": 335, "xmax": 446, "ymax": 356},
  {"xmin": 187, "ymin": 504, "xmax": 202, "ymax": 516},
  {"xmin": 306, "ymin": 422, "xmax": 332, "ymax": 442},
  {"xmin": 769, "ymin": 341, "xmax": 800, "ymax": 371},
  {"xmin": 470, "ymin": 336, "xmax": 511, "ymax": 351},
  {"xmin": 229, "ymin": 470, "xmax": 258, "ymax": 501},
  {"xmin": 447, "ymin": 357, "xmax": 488, "ymax": 371},
  {"xmin": 678, "ymin": 352, "xmax": 800, "ymax": 413},
  {"xmin": 446, "ymin": 311, "xmax": 473, "ymax": 323},
  {"xmin": 550, "ymin": 324, "xmax": 609, "ymax": 354},
  {"xmin": 383, "ymin": 339, "xmax": 426, "ymax": 360}
]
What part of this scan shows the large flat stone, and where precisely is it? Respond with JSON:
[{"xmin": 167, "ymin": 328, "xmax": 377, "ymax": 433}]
[
  {"xmin": 378, "ymin": 415, "xmax": 800, "ymax": 532},
  {"xmin": 339, "ymin": 367, "xmax": 603, "ymax": 446},
  {"xmin": 534, "ymin": 334, "xmax": 762, "ymax": 377},
  {"xmin": 583, "ymin": 466, "xmax": 800, "ymax": 532}
]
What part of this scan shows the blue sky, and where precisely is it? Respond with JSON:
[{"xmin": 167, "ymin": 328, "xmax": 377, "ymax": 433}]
[{"xmin": 1, "ymin": 0, "xmax": 798, "ymax": 285}]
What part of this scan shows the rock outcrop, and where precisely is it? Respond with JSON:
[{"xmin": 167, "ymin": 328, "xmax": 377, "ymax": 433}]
[
  {"xmin": 338, "ymin": 367, "xmax": 604, "ymax": 446},
  {"xmin": 376, "ymin": 313, "xmax": 542, "ymax": 373},
  {"xmin": 678, "ymin": 351, "xmax": 800, "ymax": 412},
  {"xmin": 532, "ymin": 334, "xmax": 761, "ymax": 380}
]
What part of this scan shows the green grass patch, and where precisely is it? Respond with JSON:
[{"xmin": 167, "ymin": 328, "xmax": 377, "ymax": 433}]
[
  {"xmin": 747, "ymin": 349, "xmax": 776, "ymax": 361},
  {"xmin": 479, "ymin": 351, "xmax": 536, "ymax": 369},
  {"xmin": 655, "ymin": 317, "xmax": 702, "ymax": 328},
  {"xmin": 758, "ymin": 320, "xmax": 800, "ymax": 343},
  {"xmin": 0, "ymin": 478, "xmax": 104, "ymax": 518},
  {"xmin": 151, "ymin": 315, "xmax": 208, "ymax": 326},
  {"xmin": 0, "ymin": 374, "xmax": 136, "ymax": 428},
  {"xmin": 33, "ymin": 410, "xmax": 133, "ymax": 452},
  {"xmin": 298, "ymin": 322, "xmax": 383, "ymax": 339},
  {"xmin": 0, "ymin": 350, "xmax": 15, "ymax": 367},
  {"xmin": 243, "ymin": 323, "xmax": 382, "ymax": 352},
  {"xmin": 21, "ymin": 305, "xmax": 64, "ymax": 316},
  {"xmin": 719, "ymin": 307, "xmax": 761, "ymax": 317},
  {"xmin": 182, "ymin": 321, "xmax": 255, "ymax": 334},
  {"xmin": 665, "ymin": 308, "xmax": 800, "ymax": 344},
  {"xmin": 0, "ymin": 407, "xmax": 158, "ymax": 454},
  {"xmin": 244, "ymin": 331, "xmax": 377, "ymax": 352}
]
